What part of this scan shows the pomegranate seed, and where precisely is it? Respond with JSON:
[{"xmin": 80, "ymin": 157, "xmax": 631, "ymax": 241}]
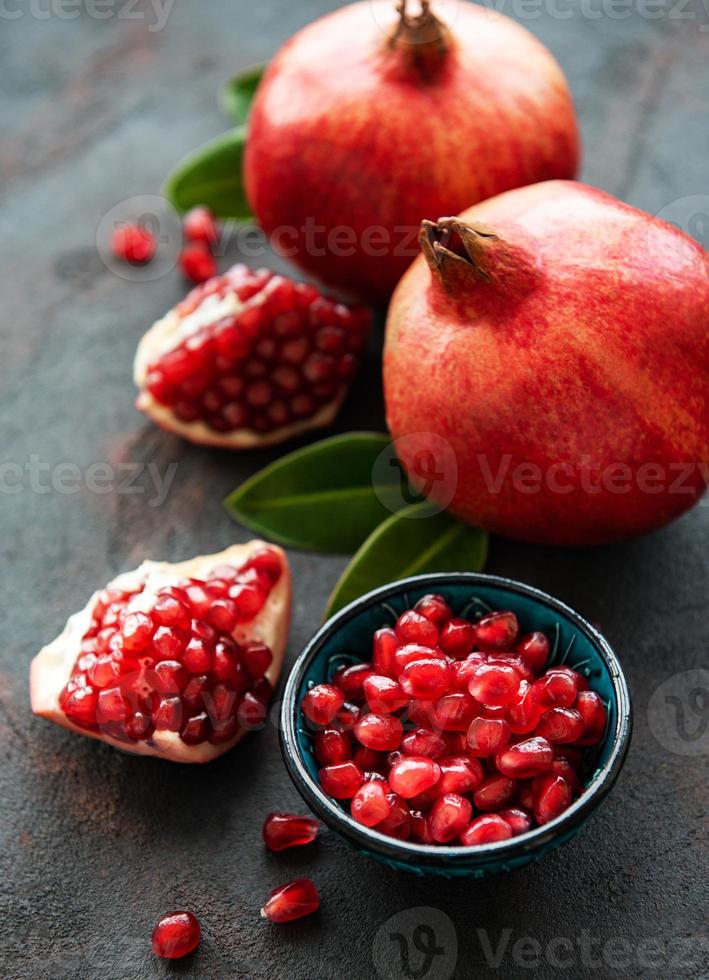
[
  {"xmin": 393, "ymin": 643, "xmax": 445, "ymax": 675},
  {"xmin": 396, "ymin": 610, "xmax": 439, "ymax": 647},
  {"xmin": 414, "ymin": 594, "xmax": 452, "ymax": 626},
  {"xmin": 89, "ymin": 655, "xmax": 122, "ymax": 689},
  {"xmin": 319, "ymin": 761, "xmax": 363, "ymax": 799},
  {"xmin": 399, "ymin": 659, "xmax": 453, "ymax": 700},
  {"xmin": 410, "ymin": 810, "xmax": 434, "ymax": 843},
  {"xmin": 153, "ymin": 660, "xmax": 188, "ymax": 693},
  {"xmin": 121, "ymin": 611, "xmax": 154, "ymax": 652},
  {"xmin": 181, "ymin": 711, "xmax": 211, "ymax": 744},
  {"xmin": 439, "ymin": 618, "xmax": 476, "ymax": 658},
  {"xmin": 460, "ymin": 814, "xmax": 512, "ymax": 846},
  {"xmin": 498, "ymin": 807, "xmax": 532, "ymax": 836},
  {"xmin": 388, "ymin": 756, "xmax": 441, "ymax": 799},
  {"xmin": 533, "ymin": 773, "xmax": 573, "ymax": 825},
  {"xmin": 363, "ymin": 674, "xmax": 408, "ymax": 713},
  {"xmin": 111, "ymin": 223, "xmax": 156, "ymax": 264},
  {"xmin": 153, "ymin": 593, "xmax": 191, "ymax": 629},
  {"xmin": 475, "ymin": 611, "xmax": 519, "ymax": 651},
  {"xmin": 466, "ymin": 716, "xmax": 511, "ymax": 756},
  {"xmin": 451, "ymin": 653, "xmax": 487, "ymax": 691},
  {"xmin": 496, "ymin": 736, "xmax": 554, "ymax": 778},
  {"xmin": 429, "ymin": 793, "xmax": 472, "ymax": 843},
  {"xmin": 241, "ymin": 641, "xmax": 272, "ymax": 678},
  {"xmin": 154, "ymin": 696, "xmax": 183, "ymax": 731},
  {"xmin": 437, "ymin": 755, "xmax": 484, "ymax": 795},
  {"xmin": 533, "ymin": 668, "xmax": 578, "ymax": 708},
  {"xmin": 473, "ymin": 774, "xmax": 516, "ymax": 812},
  {"xmin": 377, "ymin": 793, "xmax": 411, "ymax": 840},
  {"xmin": 96, "ymin": 686, "xmax": 128, "ymax": 726},
  {"xmin": 430, "ymin": 692, "xmax": 478, "ymax": 731},
  {"xmin": 516, "ymin": 631, "xmax": 550, "ymax": 672},
  {"xmin": 401, "ymin": 728, "xmax": 446, "ymax": 759},
  {"xmin": 506, "ymin": 680, "xmax": 542, "ymax": 734},
  {"xmin": 180, "ymin": 244, "xmax": 217, "ymax": 284},
  {"xmin": 151, "ymin": 911, "xmax": 201, "ymax": 959},
  {"xmin": 351, "ymin": 780, "xmax": 391, "ymax": 827},
  {"xmin": 516, "ymin": 779, "xmax": 534, "ymax": 809},
  {"xmin": 262, "ymin": 812, "xmax": 318, "ymax": 851},
  {"xmin": 353, "ymin": 745, "xmax": 386, "ymax": 772},
  {"xmin": 302, "ymin": 684, "xmax": 345, "ymax": 726},
  {"xmin": 261, "ymin": 878, "xmax": 320, "ymax": 923},
  {"xmin": 536, "ymin": 707, "xmax": 585, "ymax": 743},
  {"xmin": 575, "ymin": 690, "xmax": 607, "ymax": 744},
  {"xmin": 183, "ymin": 206, "xmax": 219, "ymax": 246},
  {"xmin": 313, "ymin": 727, "xmax": 352, "ymax": 765},
  {"xmin": 63, "ymin": 686, "xmax": 99, "ymax": 728},
  {"xmin": 244, "ymin": 547, "xmax": 282, "ymax": 584},
  {"xmin": 206, "ymin": 597, "xmax": 239, "ymax": 633},
  {"xmin": 372, "ymin": 627, "xmax": 399, "ymax": 676},
  {"xmin": 182, "ymin": 637, "xmax": 212, "ymax": 674},
  {"xmin": 336, "ymin": 701, "xmax": 360, "ymax": 730},
  {"xmin": 354, "ymin": 712, "xmax": 403, "ymax": 751},
  {"xmin": 152, "ymin": 626, "xmax": 188, "ymax": 661},
  {"xmin": 488, "ymin": 653, "xmax": 534, "ymax": 684},
  {"xmin": 468, "ymin": 663, "xmax": 521, "ymax": 706},
  {"xmin": 334, "ymin": 662, "xmax": 374, "ymax": 701},
  {"xmin": 551, "ymin": 756, "xmax": 582, "ymax": 793}
]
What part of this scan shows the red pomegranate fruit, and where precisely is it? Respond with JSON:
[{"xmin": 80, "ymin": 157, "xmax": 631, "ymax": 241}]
[
  {"xmin": 134, "ymin": 264, "xmax": 371, "ymax": 448},
  {"xmin": 384, "ymin": 181, "xmax": 709, "ymax": 545},
  {"xmin": 245, "ymin": 0, "xmax": 579, "ymax": 302},
  {"xmin": 30, "ymin": 542, "xmax": 291, "ymax": 762}
]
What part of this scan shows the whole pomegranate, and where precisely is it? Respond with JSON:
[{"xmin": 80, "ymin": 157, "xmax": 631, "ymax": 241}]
[
  {"xmin": 245, "ymin": 0, "xmax": 579, "ymax": 302},
  {"xmin": 30, "ymin": 542, "xmax": 291, "ymax": 762},
  {"xmin": 383, "ymin": 181, "xmax": 709, "ymax": 546}
]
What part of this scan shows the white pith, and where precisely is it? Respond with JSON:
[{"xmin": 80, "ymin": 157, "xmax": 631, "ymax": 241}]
[{"xmin": 29, "ymin": 541, "xmax": 291, "ymax": 764}]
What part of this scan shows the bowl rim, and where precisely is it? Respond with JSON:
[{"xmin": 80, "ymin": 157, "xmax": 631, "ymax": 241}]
[{"xmin": 280, "ymin": 572, "xmax": 632, "ymax": 865}]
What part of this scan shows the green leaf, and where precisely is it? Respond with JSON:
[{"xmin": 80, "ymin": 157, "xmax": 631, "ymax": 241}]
[
  {"xmin": 222, "ymin": 64, "xmax": 266, "ymax": 125},
  {"xmin": 164, "ymin": 126, "xmax": 253, "ymax": 219},
  {"xmin": 324, "ymin": 504, "xmax": 489, "ymax": 619},
  {"xmin": 224, "ymin": 432, "xmax": 407, "ymax": 554}
]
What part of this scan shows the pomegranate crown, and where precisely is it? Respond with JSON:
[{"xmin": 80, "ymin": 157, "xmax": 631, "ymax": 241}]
[{"xmin": 389, "ymin": 0, "xmax": 449, "ymax": 59}]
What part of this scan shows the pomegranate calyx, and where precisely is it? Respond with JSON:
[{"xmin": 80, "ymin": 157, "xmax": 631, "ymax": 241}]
[{"xmin": 389, "ymin": 0, "xmax": 449, "ymax": 62}]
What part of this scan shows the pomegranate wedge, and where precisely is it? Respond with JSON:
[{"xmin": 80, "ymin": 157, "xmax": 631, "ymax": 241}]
[{"xmin": 30, "ymin": 542, "xmax": 291, "ymax": 763}]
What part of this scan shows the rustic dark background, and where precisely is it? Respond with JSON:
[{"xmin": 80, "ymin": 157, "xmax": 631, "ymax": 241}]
[{"xmin": 1, "ymin": 1, "xmax": 708, "ymax": 978}]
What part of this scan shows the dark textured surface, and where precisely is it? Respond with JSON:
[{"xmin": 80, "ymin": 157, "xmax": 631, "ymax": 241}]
[{"xmin": 1, "ymin": 2, "xmax": 708, "ymax": 978}]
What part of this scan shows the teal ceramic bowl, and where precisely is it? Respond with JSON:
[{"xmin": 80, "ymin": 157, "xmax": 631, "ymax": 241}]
[{"xmin": 280, "ymin": 573, "xmax": 631, "ymax": 878}]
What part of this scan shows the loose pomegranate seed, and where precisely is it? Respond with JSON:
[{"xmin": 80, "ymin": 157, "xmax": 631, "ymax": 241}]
[
  {"xmin": 575, "ymin": 690, "xmax": 608, "ymax": 744},
  {"xmin": 414, "ymin": 594, "xmax": 452, "ymax": 626},
  {"xmin": 354, "ymin": 712, "xmax": 403, "ymax": 751},
  {"xmin": 179, "ymin": 243, "xmax": 217, "ymax": 284},
  {"xmin": 475, "ymin": 611, "xmax": 519, "ymax": 652},
  {"xmin": 496, "ymin": 736, "xmax": 554, "ymax": 779},
  {"xmin": 430, "ymin": 692, "xmax": 478, "ymax": 731},
  {"xmin": 460, "ymin": 814, "xmax": 513, "ymax": 846},
  {"xmin": 533, "ymin": 667, "xmax": 579, "ymax": 708},
  {"xmin": 111, "ymin": 223, "xmax": 156, "ymax": 264},
  {"xmin": 533, "ymin": 773, "xmax": 573, "ymax": 825},
  {"xmin": 313, "ymin": 727, "xmax": 352, "ymax": 765},
  {"xmin": 302, "ymin": 684, "xmax": 345, "ymax": 726},
  {"xmin": 399, "ymin": 659, "xmax": 453, "ymax": 700},
  {"xmin": 429, "ymin": 793, "xmax": 472, "ymax": 843},
  {"xmin": 466, "ymin": 716, "xmax": 511, "ymax": 756},
  {"xmin": 394, "ymin": 643, "xmax": 446, "ymax": 675},
  {"xmin": 262, "ymin": 812, "xmax": 318, "ymax": 851},
  {"xmin": 372, "ymin": 627, "xmax": 399, "ymax": 676},
  {"xmin": 498, "ymin": 807, "xmax": 532, "ymax": 836},
  {"xmin": 396, "ymin": 609, "xmax": 439, "ymax": 647},
  {"xmin": 473, "ymin": 774, "xmax": 516, "ymax": 812},
  {"xmin": 401, "ymin": 728, "xmax": 446, "ymax": 759},
  {"xmin": 388, "ymin": 756, "xmax": 441, "ymax": 799},
  {"xmin": 351, "ymin": 780, "xmax": 391, "ymax": 827},
  {"xmin": 468, "ymin": 663, "xmax": 521, "ymax": 706},
  {"xmin": 319, "ymin": 761, "xmax": 363, "ymax": 799},
  {"xmin": 261, "ymin": 878, "xmax": 320, "ymax": 923},
  {"xmin": 353, "ymin": 745, "xmax": 386, "ymax": 772},
  {"xmin": 183, "ymin": 206, "xmax": 219, "ymax": 246},
  {"xmin": 451, "ymin": 653, "xmax": 487, "ymax": 691},
  {"xmin": 334, "ymin": 662, "xmax": 374, "ymax": 701},
  {"xmin": 377, "ymin": 793, "xmax": 411, "ymax": 840},
  {"xmin": 536, "ymin": 707, "xmax": 585, "ymax": 743},
  {"xmin": 551, "ymin": 756, "xmax": 582, "ymax": 793},
  {"xmin": 488, "ymin": 653, "xmax": 534, "ymax": 684},
  {"xmin": 516, "ymin": 631, "xmax": 550, "ymax": 672},
  {"xmin": 439, "ymin": 618, "xmax": 476, "ymax": 658},
  {"xmin": 336, "ymin": 701, "xmax": 361, "ymax": 731},
  {"xmin": 151, "ymin": 911, "xmax": 201, "ymax": 959},
  {"xmin": 363, "ymin": 674, "xmax": 408, "ymax": 713},
  {"xmin": 506, "ymin": 681, "xmax": 542, "ymax": 734},
  {"xmin": 437, "ymin": 755, "xmax": 484, "ymax": 795}
]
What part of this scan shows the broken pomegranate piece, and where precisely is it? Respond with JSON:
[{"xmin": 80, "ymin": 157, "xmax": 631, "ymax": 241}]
[
  {"xmin": 30, "ymin": 542, "xmax": 290, "ymax": 763},
  {"xmin": 134, "ymin": 264, "xmax": 371, "ymax": 449}
]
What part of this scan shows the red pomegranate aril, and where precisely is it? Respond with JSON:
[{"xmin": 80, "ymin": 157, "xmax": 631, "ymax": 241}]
[
  {"xmin": 182, "ymin": 674, "xmax": 210, "ymax": 712},
  {"xmin": 153, "ymin": 696, "xmax": 183, "ymax": 731},
  {"xmin": 353, "ymin": 745, "xmax": 386, "ymax": 772},
  {"xmin": 431, "ymin": 692, "xmax": 478, "ymax": 731},
  {"xmin": 351, "ymin": 780, "xmax": 391, "ymax": 827},
  {"xmin": 96, "ymin": 686, "xmax": 127, "ymax": 726},
  {"xmin": 399, "ymin": 659, "xmax": 453, "ymax": 700},
  {"xmin": 496, "ymin": 736, "xmax": 554, "ymax": 779},
  {"xmin": 451, "ymin": 654, "xmax": 487, "ymax": 691},
  {"xmin": 261, "ymin": 878, "xmax": 320, "ymax": 924},
  {"xmin": 429, "ymin": 793, "xmax": 472, "ymax": 843},
  {"xmin": 237, "ymin": 691, "xmax": 267, "ymax": 730},
  {"xmin": 334, "ymin": 662, "xmax": 374, "ymax": 701},
  {"xmin": 488, "ymin": 653, "xmax": 534, "ymax": 684},
  {"xmin": 335, "ymin": 701, "xmax": 360, "ymax": 730},
  {"xmin": 313, "ymin": 728, "xmax": 352, "ymax": 766},
  {"xmin": 111, "ymin": 223, "xmax": 156, "ymax": 264},
  {"xmin": 414, "ymin": 594, "xmax": 452, "ymax": 627},
  {"xmin": 241, "ymin": 641, "xmax": 272, "ymax": 678},
  {"xmin": 377, "ymin": 793, "xmax": 411, "ymax": 840},
  {"xmin": 152, "ymin": 593, "xmax": 191, "ymax": 630},
  {"xmin": 533, "ymin": 772, "xmax": 572, "ymax": 825},
  {"xmin": 466, "ymin": 716, "xmax": 511, "ymax": 757},
  {"xmin": 354, "ymin": 712, "xmax": 403, "ymax": 751},
  {"xmin": 506, "ymin": 681, "xmax": 542, "ymax": 734},
  {"xmin": 181, "ymin": 711, "xmax": 211, "ymax": 744},
  {"xmin": 206, "ymin": 598, "xmax": 238, "ymax": 633},
  {"xmin": 152, "ymin": 911, "xmax": 201, "ymax": 959},
  {"xmin": 363, "ymin": 674, "xmax": 408, "ymax": 713},
  {"xmin": 244, "ymin": 547, "xmax": 282, "ymax": 584},
  {"xmin": 533, "ymin": 668, "xmax": 578, "ymax": 708},
  {"xmin": 152, "ymin": 626, "xmax": 188, "ymax": 661},
  {"xmin": 388, "ymin": 756, "xmax": 441, "ymax": 799},
  {"xmin": 516, "ymin": 631, "xmax": 550, "ymax": 673},
  {"xmin": 394, "ymin": 643, "xmax": 444, "ymax": 676},
  {"xmin": 439, "ymin": 618, "xmax": 476, "ymax": 658},
  {"xmin": 212, "ymin": 642, "xmax": 247, "ymax": 689},
  {"xmin": 473, "ymin": 774, "xmax": 516, "ymax": 812},
  {"xmin": 302, "ymin": 684, "xmax": 345, "ymax": 726},
  {"xmin": 153, "ymin": 660, "xmax": 188, "ymax": 693},
  {"xmin": 373, "ymin": 627, "xmax": 399, "ymax": 676},
  {"xmin": 319, "ymin": 761, "xmax": 363, "ymax": 799},
  {"xmin": 396, "ymin": 609, "xmax": 439, "ymax": 647},
  {"xmin": 183, "ymin": 206, "xmax": 219, "ymax": 246},
  {"xmin": 575, "ymin": 690, "xmax": 608, "ymax": 744},
  {"xmin": 121, "ymin": 611, "xmax": 154, "ymax": 652},
  {"xmin": 63, "ymin": 686, "xmax": 99, "ymax": 728},
  {"xmin": 551, "ymin": 756, "xmax": 582, "ymax": 793},
  {"xmin": 536, "ymin": 707, "xmax": 585, "ymax": 743},
  {"xmin": 410, "ymin": 810, "xmax": 434, "ymax": 844},
  {"xmin": 179, "ymin": 243, "xmax": 217, "ymax": 284},
  {"xmin": 401, "ymin": 728, "xmax": 446, "ymax": 759},
  {"xmin": 498, "ymin": 807, "xmax": 532, "ymax": 837},
  {"xmin": 89, "ymin": 655, "xmax": 122, "ymax": 689},
  {"xmin": 182, "ymin": 637, "xmax": 212, "ymax": 674},
  {"xmin": 468, "ymin": 663, "xmax": 521, "ymax": 706},
  {"xmin": 263, "ymin": 812, "xmax": 319, "ymax": 851},
  {"xmin": 437, "ymin": 755, "xmax": 484, "ymax": 795},
  {"xmin": 460, "ymin": 814, "xmax": 513, "ymax": 846},
  {"xmin": 444, "ymin": 731, "xmax": 468, "ymax": 755},
  {"xmin": 475, "ymin": 611, "xmax": 519, "ymax": 652}
]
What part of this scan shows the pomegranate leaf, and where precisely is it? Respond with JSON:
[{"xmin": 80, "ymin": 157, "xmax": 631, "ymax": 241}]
[
  {"xmin": 324, "ymin": 503, "xmax": 488, "ymax": 618},
  {"xmin": 164, "ymin": 125, "xmax": 253, "ymax": 219},
  {"xmin": 222, "ymin": 64, "xmax": 266, "ymax": 125},
  {"xmin": 224, "ymin": 432, "xmax": 406, "ymax": 554}
]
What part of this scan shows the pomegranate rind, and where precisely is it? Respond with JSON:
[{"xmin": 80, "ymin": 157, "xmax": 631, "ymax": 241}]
[
  {"xmin": 134, "ymin": 291, "xmax": 347, "ymax": 449},
  {"xmin": 29, "ymin": 541, "xmax": 291, "ymax": 763}
]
